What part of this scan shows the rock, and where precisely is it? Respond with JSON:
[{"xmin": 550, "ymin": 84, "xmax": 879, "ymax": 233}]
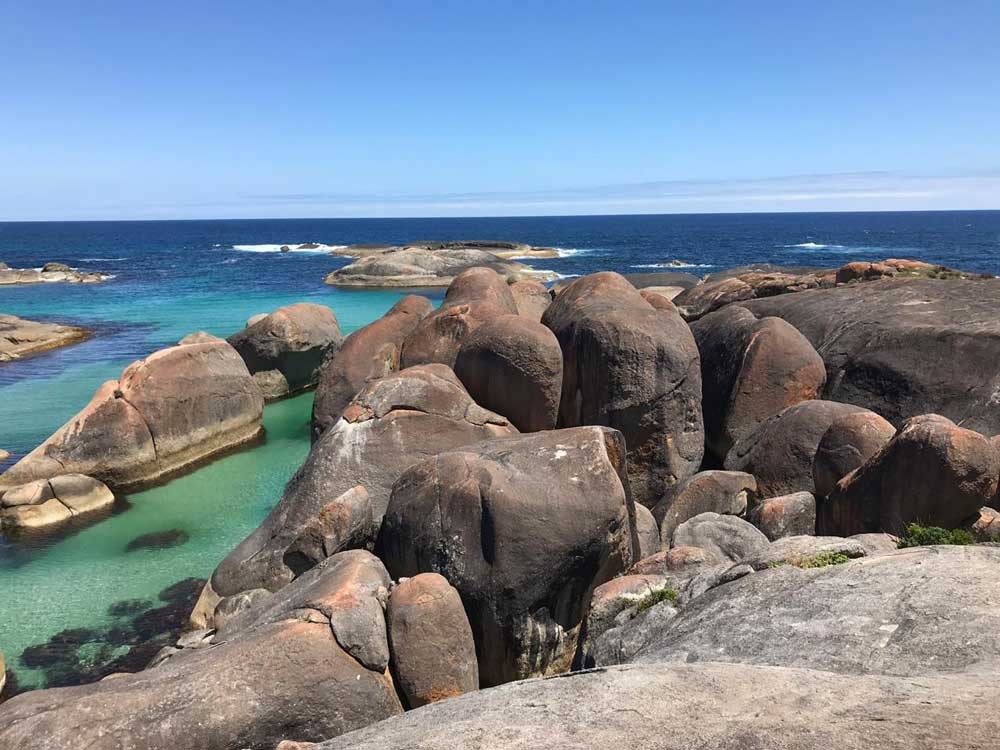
[
  {"xmin": 820, "ymin": 414, "xmax": 999, "ymax": 536},
  {"xmin": 741, "ymin": 535, "xmax": 867, "ymax": 570},
  {"xmin": 509, "ymin": 279, "xmax": 551, "ymax": 321},
  {"xmin": 672, "ymin": 276, "xmax": 755, "ymax": 319},
  {"xmin": 387, "ymin": 573, "xmax": 479, "ymax": 708},
  {"xmin": 211, "ymin": 588, "xmax": 271, "ymax": 630},
  {"xmin": 311, "ymin": 295, "xmax": 432, "ymax": 441},
  {"xmin": 124, "ymin": 529, "xmax": 190, "ymax": 553},
  {"xmin": 652, "ymin": 470, "xmax": 756, "ymax": 544},
  {"xmin": 0, "ymin": 474, "xmax": 114, "ymax": 529},
  {"xmin": 0, "ymin": 264, "xmax": 108, "ymax": 285},
  {"xmin": 622, "ymin": 271, "xmax": 702, "ymax": 292},
  {"xmin": 849, "ymin": 532, "xmax": 899, "ymax": 556},
  {"xmin": 836, "ymin": 260, "xmax": 897, "ymax": 283},
  {"xmin": 252, "ymin": 369, "xmax": 291, "ymax": 400},
  {"xmin": 724, "ymin": 400, "xmax": 870, "ymax": 497},
  {"xmin": 628, "ymin": 545, "xmax": 718, "ymax": 576},
  {"xmin": 315, "ymin": 661, "xmax": 1000, "ymax": 750},
  {"xmin": 812, "ymin": 410, "xmax": 896, "ymax": 498},
  {"xmin": 208, "ymin": 365, "xmax": 515, "ymax": 600},
  {"xmin": 971, "ymin": 507, "xmax": 1000, "ymax": 541},
  {"xmin": 542, "ymin": 272, "xmax": 704, "ymax": 507},
  {"xmin": 177, "ymin": 331, "xmax": 224, "ymax": 345},
  {"xmin": 282, "ymin": 486, "xmax": 375, "ymax": 576},
  {"xmin": 623, "ymin": 546, "xmax": 1000, "ymax": 678},
  {"xmin": 399, "ymin": 268, "xmax": 520, "ymax": 369},
  {"xmin": 247, "ymin": 313, "xmax": 269, "ymax": 327},
  {"xmin": 377, "ymin": 426, "xmax": 636, "ymax": 686},
  {"xmin": 633, "ymin": 504, "xmax": 660, "ymax": 558},
  {"xmin": 0, "ymin": 314, "xmax": 88, "ymax": 362},
  {"xmin": 748, "ymin": 491, "xmax": 816, "ymax": 540},
  {"xmin": 42, "ymin": 262, "xmax": 73, "ymax": 272},
  {"xmin": 228, "ymin": 302, "xmax": 343, "ymax": 400},
  {"xmin": 325, "ymin": 246, "xmax": 557, "ymax": 287},
  {"xmin": 453, "ymin": 314, "xmax": 562, "ymax": 432},
  {"xmin": 739, "ymin": 278, "xmax": 1000, "ymax": 433},
  {"xmin": 0, "ymin": 449, "xmax": 8, "ymax": 463},
  {"xmin": 670, "ymin": 512, "xmax": 769, "ymax": 563},
  {"xmin": 0, "ymin": 337, "xmax": 263, "ymax": 491},
  {"xmin": 638, "ymin": 289, "xmax": 678, "ymax": 309},
  {"xmin": 692, "ymin": 306, "xmax": 826, "ymax": 461},
  {"xmin": 0, "ymin": 617, "xmax": 402, "ymax": 750}
]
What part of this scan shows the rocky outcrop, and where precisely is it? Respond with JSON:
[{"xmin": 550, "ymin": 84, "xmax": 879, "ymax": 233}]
[
  {"xmin": 724, "ymin": 400, "xmax": 870, "ymax": 497},
  {"xmin": 377, "ymin": 426, "xmax": 636, "ymax": 686},
  {"xmin": 748, "ymin": 491, "xmax": 816, "ymax": 540},
  {"xmin": 0, "ymin": 474, "xmax": 114, "ymax": 529},
  {"xmin": 207, "ymin": 365, "xmax": 515, "ymax": 602},
  {"xmin": 652, "ymin": 470, "xmax": 756, "ymax": 544},
  {"xmin": 542, "ymin": 272, "xmax": 704, "ymax": 507},
  {"xmin": 333, "ymin": 241, "xmax": 561, "ymax": 261},
  {"xmin": 812, "ymin": 411, "xmax": 896, "ymax": 498},
  {"xmin": 820, "ymin": 414, "xmax": 999, "ymax": 536},
  {"xmin": 0, "ymin": 551, "xmax": 404, "ymax": 750},
  {"xmin": 508, "ymin": 279, "xmax": 551, "ymax": 321},
  {"xmin": 400, "ymin": 268, "xmax": 520, "ymax": 369},
  {"xmin": 0, "ymin": 314, "xmax": 88, "ymax": 362},
  {"xmin": 692, "ymin": 306, "xmax": 826, "ymax": 461},
  {"xmin": 0, "ymin": 338, "xmax": 264, "ymax": 492},
  {"xmin": 0, "ymin": 264, "xmax": 109, "ymax": 286},
  {"xmin": 325, "ymin": 246, "xmax": 558, "ymax": 287},
  {"xmin": 228, "ymin": 302, "xmax": 344, "ymax": 401},
  {"xmin": 453, "ymin": 314, "xmax": 563, "ymax": 432},
  {"xmin": 311, "ymin": 295, "xmax": 432, "ymax": 440},
  {"xmin": 740, "ymin": 278, "xmax": 1000, "ymax": 434},
  {"xmin": 386, "ymin": 573, "xmax": 478, "ymax": 708}
]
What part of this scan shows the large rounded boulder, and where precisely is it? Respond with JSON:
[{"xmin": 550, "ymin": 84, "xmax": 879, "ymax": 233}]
[
  {"xmin": 509, "ymin": 279, "xmax": 551, "ymax": 321},
  {"xmin": 377, "ymin": 426, "xmax": 637, "ymax": 686},
  {"xmin": 812, "ymin": 410, "xmax": 896, "ymax": 498},
  {"xmin": 542, "ymin": 272, "xmax": 704, "ymax": 507},
  {"xmin": 820, "ymin": 414, "xmax": 999, "ymax": 536},
  {"xmin": 652, "ymin": 470, "xmax": 757, "ymax": 544},
  {"xmin": 401, "ymin": 268, "xmax": 519, "ymax": 368},
  {"xmin": 453, "ymin": 314, "xmax": 563, "ymax": 432},
  {"xmin": 228, "ymin": 302, "xmax": 344, "ymax": 400},
  {"xmin": 0, "ymin": 338, "xmax": 263, "ymax": 492},
  {"xmin": 205, "ymin": 365, "xmax": 516, "ymax": 604},
  {"xmin": 692, "ymin": 306, "xmax": 826, "ymax": 462},
  {"xmin": 311, "ymin": 295, "xmax": 432, "ymax": 440}
]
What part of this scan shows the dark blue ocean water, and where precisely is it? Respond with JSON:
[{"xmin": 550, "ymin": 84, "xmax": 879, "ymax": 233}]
[{"xmin": 1, "ymin": 210, "xmax": 999, "ymax": 689}]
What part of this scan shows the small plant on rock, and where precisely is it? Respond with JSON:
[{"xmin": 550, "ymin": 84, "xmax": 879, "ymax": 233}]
[
  {"xmin": 634, "ymin": 587, "xmax": 679, "ymax": 613},
  {"xmin": 897, "ymin": 523, "xmax": 974, "ymax": 548},
  {"xmin": 794, "ymin": 552, "xmax": 851, "ymax": 568}
]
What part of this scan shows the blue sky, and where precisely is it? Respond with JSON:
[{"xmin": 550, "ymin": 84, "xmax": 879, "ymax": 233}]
[{"xmin": 1, "ymin": 1, "xmax": 998, "ymax": 220}]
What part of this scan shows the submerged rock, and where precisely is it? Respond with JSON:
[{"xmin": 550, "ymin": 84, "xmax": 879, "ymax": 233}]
[{"xmin": 124, "ymin": 528, "xmax": 190, "ymax": 553}]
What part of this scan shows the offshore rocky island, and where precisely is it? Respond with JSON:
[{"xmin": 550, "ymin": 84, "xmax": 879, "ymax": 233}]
[{"xmin": 2, "ymin": 246, "xmax": 1000, "ymax": 748}]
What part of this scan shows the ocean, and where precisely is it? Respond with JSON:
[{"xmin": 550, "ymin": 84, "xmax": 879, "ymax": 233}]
[{"xmin": 1, "ymin": 209, "xmax": 999, "ymax": 689}]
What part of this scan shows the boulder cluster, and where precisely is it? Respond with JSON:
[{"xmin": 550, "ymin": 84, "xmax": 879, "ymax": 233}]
[
  {"xmin": 0, "ymin": 261, "xmax": 109, "ymax": 285},
  {"xmin": 4, "ymin": 261, "xmax": 1000, "ymax": 748}
]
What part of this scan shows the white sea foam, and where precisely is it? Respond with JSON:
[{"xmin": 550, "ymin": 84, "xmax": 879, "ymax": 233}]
[
  {"xmin": 781, "ymin": 241, "xmax": 920, "ymax": 255},
  {"xmin": 631, "ymin": 262, "xmax": 714, "ymax": 269},
  {"xmin": 231, "ymin": 243, "xmax": 348, "ymax": 254},
  {"xmin": 80, "ymin": 257, "xmax": 126, "ymax": 262},
  {"xmin": 782, "ymin": 242, "xmax": 848, "ymax": 250},
  {"xmin": 506, "ymin": 247, "xmax": 590, "ymax": 260},
  {"xmin": 222, "ymin": 258, "xmax": 239, "ymax": 264},
  {"xmin": 524, "ymin": 269, "xmax": 580, "ymax": 280}
]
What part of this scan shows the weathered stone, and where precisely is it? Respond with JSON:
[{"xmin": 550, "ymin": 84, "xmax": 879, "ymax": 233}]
[
  {"xmin": 638, "ymin": 289, "xmax": 677, "ymax": 310},
  {"xmin": 311, "ymin": 295, "xmax": 432, "ymax": 440},
  {"xmin": 209, "ymin": 365, "xmax": 515, "ymax": 598},
  {"xmin": 0, "ymin": 314, "xmax": 88, "ymax": 361},
  {"xmin": 628, "ymin": 545, "xmax": 718, "ymax": 576},
  {"xmin": 632, "ymin": 504, "xmax": 660, "ymax": 558},
  {"xmin": 652, "ymin": 470, "xmax": 756, "ymax": 543},
  {"xmin": 0, "ymin": 474, "xmax": 114, "ymax": 529},
  {"xmin": 748, "ymin": 491, "xmax": 816, "ymax": 540},
  {"xmin": 692, "ymin": 306, "xmax": 826, "ymax": 461},
  {"xmin": 377, "ymin": 426, "xmax": 635, "ymax": 686},
  {"xmin": 849, "ymin": 532, "xmax": 899, "ymax": 556},
  {"xmin": 509, "ymin": 279, "xmax": 551, "ymax": 321},
  {"xmin": 671, "ymin": 512, "xmax": 769, "ymax": 563},
  {"xmin": 211, "ymin": 588, "xmax": 272, "ymax": 630},
  {"xmin": 820, "ymin": 414, "xmax": 999, "ymax": 536},
  {"xmin": 741, "ymin": 535, "xmax": 867, "ymax": 570},
  {"xmin": 0, "ymin": 338, "xmax": 263, "ymax": 491},
  {"xmin": 387, "ymin": 573, "xmax": 478, "ymax": 708},
  {"xmin": 453, "ymin": 314, "xmax": 562, "ymax": 432},
  {"xmin": 724, "ymin": 400, "xmax": 869, "ymax": 497},
  {"xmin": 0, "ymin": 265, "xmax": 109, "ymax": 287},
  {"xmin": 542, "ymin": 272, "xmax": 704, "ymax": 507},
  {"xmin": 971, "ymin": 506, "xmax": 1000, "ymax": 541},
  {"xmin": 401, "ymin": 268, "xmax": 519, "ymax": 369},
  {"xmin": 813, "ymin": 410, "xmax": 896, "ymax": 497},
  {"xmin": 672, "ymin": 276, "xmax": 755, "ymax": 319},
  {"xmin": 282, "ymin": 486, "xmax": 375, "ymax": 576},
  {"xmin": 228, "ymin": 302, "xmax": 343, "ymax": 400}
]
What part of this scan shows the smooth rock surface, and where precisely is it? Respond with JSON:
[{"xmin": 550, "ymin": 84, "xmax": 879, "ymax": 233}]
[
  {"xmin": 509, "ymin": 279, "xmax": 551, "ymax": 321},
  {"xmin": 652, "ymin": 470, "xmax": 756, "ymax": 543},
  {"xmin": 670, "ymin": 512, "xmax": 769, "ymax": 562},
  {"xmin": 812, "ymin": 410, "xmax": 896, "ymax": 498},
  {"xmin": 748, "ymin": 491, "xmax": 816, "ymax": 540},
  {"xmin": 0, "ymin": 314, "xmax": 89, "ymax": 362}
]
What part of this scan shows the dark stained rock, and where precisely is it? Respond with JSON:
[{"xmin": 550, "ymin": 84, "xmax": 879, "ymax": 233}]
[
  {"xmin": 509, "ymin": 279, "xmax": 551, "ymax": 321},
  {"xmin": 0, "ymin": 337, "xmax": 263, "ymax": 492},
  {"xmin": 282, "ymin": 486, "xmax": 375, "ymax": 577},
  {"xmin": 748, "ymin": 491, "xmax": 816, "ymax": 540},
  {"xmin": 542, "ymin": 272, "xmax": 704, "ymax": 507},
  {"xmin": 206, "ymin": 365, "xmax": 515, "ymax": 602},
  {"xmin": 812, "ymin": 410, "xmax": 896, "ymax": 498},
  {"xmin": 387, "ymin": 573, "xmax": 479, "ymax": 708},
  {"xmin": 652, "ymin": 470, "xmax": 756, "ymax": 544},
  {"xmin": 312, "ymin": 661, "xmax": 1000, "ymax": 750},
  {"xmin": 672, "ymin": 276, "xmax": 755, "ymax": 319},
  {"xmin": 401, "ymin": 268, "xmax": 519, "ymax": 369},
  {"xmin": 670, "ymin": 512, "xmax": 769, "ymax": 563},
  {"xmin": 124, "ymin": 529, "xmax": 190, "ymax": 553},
  {"xmin": 691, "ymin": 306, "xmax": 826, "ymax": 462},
  {"xmin": 453, "ymin": 314, "xmax": 562, "ymax": 432},
  {"xmin": 819, "ymin": 414, "xmax": 999, "ymax": 536},
  {"xmin": 311, "ymin": 295, "xmax": 432, "ymax": 441},
  {"xmin": 724, "ymin": 400, "xmax": 869, "ymax": 497},
  {"xmin": 377, "ymin": 426, "xmax": 636, "ymax": 686},
  {"xmin": 632, "ymin": 504, "xmax": 660, "ymax": 558},
  {"xmin": 739, "ymin": 278, "xmax": 1000, "ymax": 434},
  {"xmin": 228, "ymin": 302, "xmax": 344, "ymax": 400}
]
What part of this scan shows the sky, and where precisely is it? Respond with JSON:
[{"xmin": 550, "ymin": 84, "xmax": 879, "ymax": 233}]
[{"xmin": 1, "ymin": 1, "xmax": 999, "ymax": 221}]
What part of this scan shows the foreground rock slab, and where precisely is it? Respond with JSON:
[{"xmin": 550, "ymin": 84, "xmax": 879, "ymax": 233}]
[
  {"xmin": 0, "ymin": 314, "xmax": 88, "ymax": 362},
  {"xmin": 316, "ymin": 661, "xmax": 1000, "ymax": 750}
]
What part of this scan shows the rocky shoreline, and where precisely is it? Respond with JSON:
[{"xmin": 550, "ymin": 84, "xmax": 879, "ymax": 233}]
[
  {"xmin": 4, "ymin": 255, "xmax": 1000, "ymax": 748},
  {"xmin": 0, "ymin": 262, "xmax": 110, "ymax": 286},
  {"xmin": 0, "ymin": 314, "xmax": 89, "ymax": 362}
]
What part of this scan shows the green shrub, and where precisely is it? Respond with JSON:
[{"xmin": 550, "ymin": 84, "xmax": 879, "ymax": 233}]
[
  {"xmin": 897, "ymin": 523, "xmax": 974, "ymax": 548},
  {"xmin": 794, "ymin": 552, "xmax": 851, "ymax": 568},
  {"xmin": 635, "ymin": 587, "xmax": 679, "ymax": 613}
]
